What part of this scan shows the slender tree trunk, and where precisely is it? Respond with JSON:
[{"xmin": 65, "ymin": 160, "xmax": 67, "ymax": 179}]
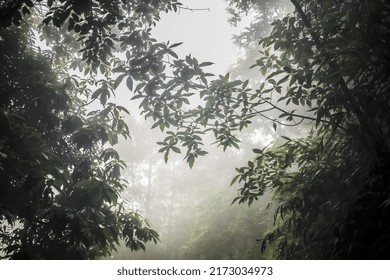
[{"xmin": 144, "ymin": 156, "xmax": 153, "ymax": 218}]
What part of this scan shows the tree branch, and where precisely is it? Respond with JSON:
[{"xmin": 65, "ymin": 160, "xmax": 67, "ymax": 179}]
[
  {"xmin": 178, "ymin": 6, "xmax": 211, "ymax": 13},
  {"xmin": 260, "ymin": 97, "xmax": 347, "ymax": 131}
]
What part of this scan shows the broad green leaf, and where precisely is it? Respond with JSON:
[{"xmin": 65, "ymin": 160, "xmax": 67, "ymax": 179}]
[
  {"xmin": 126, "ymin": 76, "xmax": 133, "ymax": 91},
  {"xmin": 114, "ymin": 74, "xmax": 126, "ymax": 89}
]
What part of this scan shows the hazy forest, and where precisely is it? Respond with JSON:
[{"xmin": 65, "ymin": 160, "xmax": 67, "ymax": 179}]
[{"xmin": 1, "ymin": 0, "xmax": 390, "ymax": 260}]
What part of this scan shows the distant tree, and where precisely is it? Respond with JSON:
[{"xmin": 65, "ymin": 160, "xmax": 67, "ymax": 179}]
[
  {"xmin": 183, "ymin": 189, "xmax": 273, "ymax": 260},
  {"xmin": 226, "ymin": 0, "xmax": 291, "ymax": 47}
]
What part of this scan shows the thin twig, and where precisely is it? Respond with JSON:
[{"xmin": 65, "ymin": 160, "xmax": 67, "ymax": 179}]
[{"xmin": 178, "ymin": 6, "xmax": 211, "ymax": 12}]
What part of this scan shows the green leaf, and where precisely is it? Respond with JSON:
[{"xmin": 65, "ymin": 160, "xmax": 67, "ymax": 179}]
[
  {"xmin": 159, "ymin": 122, "xmax": 165, "ymax": 132},
  {"xmin": 171, "ymin": 146, "xmax": 181, "ymax": 154},
  {"xmin": 114, "ymin": 74, "xmax": 126, "ymax": 89},
  {"xmin": 168, "ymin": 50, "xmax": 178, "ymax": 59},
  {"xmin": 242, "ymin": 79, "xmax": 249, "ymax": 89},
  {"xmin": 100, "ymin": 90, "xmax": 108, "ymax": 106},
  {"xmin": 163, "ymin": 106, "xmax": 169, "ymax": 117},
  {"xmin": 230, "ymin": 175, "xmax": 240, "ymax": 186},
  {"xmin": 277, "ymin": 75, "xmax": 290, "ymax": 86},
  {"xmin": 199, "ymin": 62, "xmax": 214, "ymax": 67},
  {"xmin": 92, "ymin": 88, "xmax": 103, "ymax": 100},
  {"xmin": 105, "ymin": 188, "xmax": 118, "ymax": 204},
  {"xmin": 126, "ymin": 76, "xmax": 133, "ymax": 91},
  {"xmin": 231, "ymin": 196, "xmax": 241, "ymax": 205},
  {"xmin": 116, "ymin": 105, "xmax": 130, "ymax": 115},
  {"xmin": 151, "ymin": 121, "xmax": 160, "ymax": 129},
  {"xmin": 197, "ymin": 150, "xmax": 208, "ymax": 156},
  {"xmin": 185, "ymin": 55, "xmax": 192, "ymax": 65},
  {"xmin": 187, "ymin": 154, "xmax": 195, "ymax": 169},
  {"xmin": 266, "ymin": 70, "xmax": 284, "ymax": 80},
  {"xmin": 169, "ymin": 42, "xmax": 183, "ymax": 48}
]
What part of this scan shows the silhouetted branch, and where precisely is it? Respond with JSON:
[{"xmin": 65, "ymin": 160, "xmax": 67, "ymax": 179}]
[{"xmin": 178, "ymin": 6, "xmax": 210, "ymax": 13}]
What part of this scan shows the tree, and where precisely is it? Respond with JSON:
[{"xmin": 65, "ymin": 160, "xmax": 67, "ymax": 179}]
[
  {"xmin": 0, "ymin": 1, "xmax": 172, "ymax": 259},
  {"xmin": 1, "ymin": 0, "xmax": 221, "ymax": 167},
  {"xmin": 183, "ymin": 188, "xmax": 273, "ymax": 260},
  {"xmin": 230, "ymin": 0, "xmax": 390, "ymax": 259},
  {"xmin": 226, "ymin": 0, "xmax": 291, "ymax": 48},
  {"xmin": 138, "ymin": 0, "xmax": 390, "ymax": 259},
  {"xmin": 0, "ymin": 0, "xmax": 224, "ymax": 259}
]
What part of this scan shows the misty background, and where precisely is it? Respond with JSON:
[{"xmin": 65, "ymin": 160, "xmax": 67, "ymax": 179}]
[{"xmin": 106, "ymin": 0, "xmax": 292, "ymax": 259}]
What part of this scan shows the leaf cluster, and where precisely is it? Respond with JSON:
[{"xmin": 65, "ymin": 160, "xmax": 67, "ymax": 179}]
[
  {"xmin": 0, "ymin": 20, "xmax": 158, "ymax": 259},
  {"xmin": 230, "ymin": 0, "xmax": 390, "ymax": 259}
]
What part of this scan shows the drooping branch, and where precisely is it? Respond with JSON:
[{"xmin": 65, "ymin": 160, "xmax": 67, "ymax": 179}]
[{"xmin": 260, "ymin": 97, "xmax": 347, "ymax": 131}]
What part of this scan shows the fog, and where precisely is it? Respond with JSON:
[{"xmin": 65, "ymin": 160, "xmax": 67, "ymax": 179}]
[{"xmin": 105, "ymin": 0, "xmax": 294, "ymax": 259}]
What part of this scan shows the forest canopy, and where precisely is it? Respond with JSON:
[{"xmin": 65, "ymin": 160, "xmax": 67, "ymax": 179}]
[{"xmin": 1, "ymin": 0, "xmax": 390, "ymax": 259}]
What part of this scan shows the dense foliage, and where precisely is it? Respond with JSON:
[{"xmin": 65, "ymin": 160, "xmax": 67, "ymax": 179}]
[
  {"xmin": 2, "ymin": 0, "xmax": 390, "ymax": 260},
  {"xmin": 230, "ymin": 0, "xmax": 390, "ymax": 259},
  {"xmin": 141, "ymin": 0, "xmax": 390, "ymax": 259},
  {"xmin": 0, "ymin": 0, "xmax": 185, "ymax": 259}
]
